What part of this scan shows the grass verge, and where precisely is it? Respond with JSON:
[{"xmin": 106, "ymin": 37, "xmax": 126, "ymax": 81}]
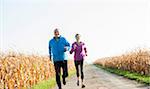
[
  {"xmin": 95, "ymin": 64, "xmax": 150, "ymax": 85},
  {"xmin": 31, "ymin": 70, "xmax": 76, "ymax": 89}
]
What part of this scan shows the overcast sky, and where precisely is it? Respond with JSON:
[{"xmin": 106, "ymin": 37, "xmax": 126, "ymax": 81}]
[{"xmin": 1, "ymin": 0, "xmax": 150, "ymax": 62}]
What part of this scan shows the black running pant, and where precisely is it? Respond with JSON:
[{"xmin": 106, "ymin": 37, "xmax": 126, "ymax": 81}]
[
  {"xmin": 54, "ymin": 60, "xmax": 68, "ymax": 88},
  {"xmin": 74, "ymin": 60, "xmax": 84, "ymax": 80}
]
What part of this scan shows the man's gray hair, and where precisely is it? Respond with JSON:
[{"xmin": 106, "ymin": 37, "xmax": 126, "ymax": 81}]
[{"xmin": 54, "ymin": 28, "xmax": 59, "ymax": 33}]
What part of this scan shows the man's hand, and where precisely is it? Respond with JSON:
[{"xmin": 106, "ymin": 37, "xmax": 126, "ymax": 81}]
[
  {"xmin": 64, "ymin": 47, "xmax": 68, "ymax": 52},
  {"xmin": 49, "ymin": 55, "xmax": 52, "ymax": 61}
]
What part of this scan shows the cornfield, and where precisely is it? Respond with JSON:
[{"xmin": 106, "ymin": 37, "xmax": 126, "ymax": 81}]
[
  {"xmin": 0, "ymin": 52, "xmax": 75, "ymax": 89},
  {"xmin": 94, "ymin": 49, "xmax": 150, "ymax": 76}
]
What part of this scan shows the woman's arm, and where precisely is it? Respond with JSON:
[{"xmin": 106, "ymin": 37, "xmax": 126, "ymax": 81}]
[
  {"xmin": 83, "ymin": 43, "xmax": 87, "ymax": 56},
  {"xmin": 84, "ymin": 47, "xmax": 87, "ymax": 56},
  {"xmin": 70, "ymin": 43, "xmax": 76, "ymax": 54}
]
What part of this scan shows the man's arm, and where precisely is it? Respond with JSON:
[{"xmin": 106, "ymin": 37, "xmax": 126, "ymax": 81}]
[
  {"xmin": 64, "ymin": 38, "xmax": 70, "ymax": 52},
  {"xmin": 49, "ymin": 42, "xmax": 52, "ymax": 61}
]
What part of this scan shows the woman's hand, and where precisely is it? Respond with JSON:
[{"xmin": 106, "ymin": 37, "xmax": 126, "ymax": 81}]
[
  {"xmin": 73, "ymin": 44, "xmax": 77, "ymax": 50},
  {"xmin": 69, "ymin": 51, "xmax": 72, "ymax": 54},
  {"xmin": 85, "ymin": 54, "xmax": 87, "ymax": 56}
]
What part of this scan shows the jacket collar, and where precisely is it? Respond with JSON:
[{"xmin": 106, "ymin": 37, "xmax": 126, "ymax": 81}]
[{"xmin": 53, "ymin": 35, "xmax": 61, "ymax": 39}]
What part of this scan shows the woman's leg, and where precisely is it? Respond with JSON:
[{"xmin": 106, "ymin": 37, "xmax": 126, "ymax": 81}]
[
  {"xmin": 80, "ymin": 60, "xmax": 84, "ymax": 80},
  {"xmin": 80, "ymin": 60, "xmax": 85, "ymax": 88},
  {"xmin": 74, "ymin": 61, "xmax": 80, "ymax": 86}
]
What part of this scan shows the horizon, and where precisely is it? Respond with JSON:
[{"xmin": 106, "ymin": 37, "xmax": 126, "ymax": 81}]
[{"xmin": 1, "ymin": 0, "xmax": 150, "ymax": 63}]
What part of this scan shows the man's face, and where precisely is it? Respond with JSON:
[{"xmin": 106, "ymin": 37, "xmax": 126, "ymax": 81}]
[{"xmin": 54, "ymin": 29, "xmax": 59, "ymax": 37}]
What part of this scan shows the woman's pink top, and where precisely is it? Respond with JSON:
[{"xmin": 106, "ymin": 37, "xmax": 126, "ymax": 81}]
[{"xmin": 70, "ymin": 42, "xmax": 87, "ymax": 61}]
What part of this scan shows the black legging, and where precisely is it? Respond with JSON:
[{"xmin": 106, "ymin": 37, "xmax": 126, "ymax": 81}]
[
  {"xmin": 74, "ymin": 60, "xmax": 84, "ymax": 80},
  {"xmin": 54, "ymin": 60, "xmax": 68, "ymax": 88}
]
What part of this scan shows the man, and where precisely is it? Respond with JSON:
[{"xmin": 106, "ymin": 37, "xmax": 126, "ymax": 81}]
[{"xmin": 49, "ymin": 28, "xmax": 70, "ymax": 89}]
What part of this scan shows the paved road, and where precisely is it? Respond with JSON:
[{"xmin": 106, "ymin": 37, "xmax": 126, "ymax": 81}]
[{"xmin": 53, "ymin": 65, "xmax": 150, "ymax": 89}]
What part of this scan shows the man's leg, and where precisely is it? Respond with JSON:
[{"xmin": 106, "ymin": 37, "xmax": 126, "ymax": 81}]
[
  {"xmin": 62, "ymin": 60, "xmax": 68, "ymax": 85},
  {"xmin": 63, "ymin": 60, "xmax": 68, "ymax": 77},
  {"xmin": 54, "ymin": 62, "xmax": 62, "ymax": 89}
]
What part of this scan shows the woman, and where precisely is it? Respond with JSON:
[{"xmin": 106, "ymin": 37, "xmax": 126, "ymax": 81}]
[{"xmin": 70, "ymin": 34, "xmax": 87, "ymax": 88}]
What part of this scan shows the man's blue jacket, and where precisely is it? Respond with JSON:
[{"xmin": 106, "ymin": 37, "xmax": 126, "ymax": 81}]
[{"xmin": 49, "ymin": 36, "xmax": 70, "ymax": 62}]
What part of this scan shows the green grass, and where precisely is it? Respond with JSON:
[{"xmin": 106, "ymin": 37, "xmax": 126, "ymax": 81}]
[
  {"xmin": 31, "ymin": 70, "xmax": 76, "ymax": 89},
  {"xmin": 31, "ymin": 78, "xmax": 56, "ymax": 89},
  {"xmin": 95, "ymin": 64, "xmax": 150, "ymax": 85}
]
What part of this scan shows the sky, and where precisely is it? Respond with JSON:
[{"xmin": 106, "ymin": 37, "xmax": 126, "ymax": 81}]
[{"xmin": 1, "ymin": 0, "xmax": 150, "ymax": 63}]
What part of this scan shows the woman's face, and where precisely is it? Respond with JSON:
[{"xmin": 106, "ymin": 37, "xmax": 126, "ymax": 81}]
[{"xmin": 75, "ymin": 35, "xmax": 80, "ymax": 41}]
